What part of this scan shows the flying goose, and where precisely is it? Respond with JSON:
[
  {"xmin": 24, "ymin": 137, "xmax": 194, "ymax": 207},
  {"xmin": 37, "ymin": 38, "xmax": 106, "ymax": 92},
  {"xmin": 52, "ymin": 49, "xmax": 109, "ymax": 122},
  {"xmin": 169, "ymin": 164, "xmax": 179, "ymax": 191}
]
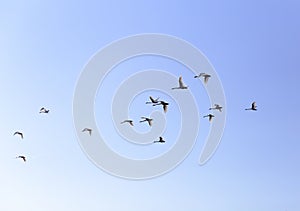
[
  {"xmin": 146, "ymin": 96, "xmax": 160, "ymax": 104},
  {"xmin": 139, "ymin": 117, "xmax": 153, "ymax": 126},
  {"xmin": 13, "ymin": 131, "xmax": 23, "ymax": 139},
  {"xmin": 209, "ymin": 104, "xmax": 223, "ymax": 112},
  {"xmin": 16, "ymin": 155, "xmax": 26, "ymax": 162},
  {"xmin": 245, "ymin": 102, "xmax": 257, "ymax": 111},
  {"xmin": 153, "ymin": 100, "xmax": 169, "ymax": 113},
  {"xmin": 82, "ymin": 128, "xmax": 92, "ymax": 136},
  {"xmin": 195, "ymin": 73, "xmax": 211, "ymax": 83},
  {"xmin": 39, "ymin": 107, "xmax": 50, "ymax": 113},
  {"xmin": 172, "ymin": 76, "xmax": 188, "ymax": 90},
  {"xmin": 154, "ymin": 136, "xmax": 165, "ymax": 143},
  {"xmin": 203, "ymin": 114, "xmax": 215, "ymax": 122},
  {"xmin": 120, "ymin": 120, "xmax": 134, "ymax": 126}
]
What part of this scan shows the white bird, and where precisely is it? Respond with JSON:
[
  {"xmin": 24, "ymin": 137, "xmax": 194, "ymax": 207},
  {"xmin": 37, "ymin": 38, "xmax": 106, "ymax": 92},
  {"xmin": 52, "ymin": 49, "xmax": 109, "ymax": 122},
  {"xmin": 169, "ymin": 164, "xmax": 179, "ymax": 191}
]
[
  {"xmin": 139, "ymin": 117, "xmax": 153, "ymax": 126},
  {"xmin": 203, "ymin": 114, "xmax": 215, "ymax": 122},
  {"xmin": 39, "ymin": 107, "xmax": 50, "ymax": 113},
  {"xmin": 82, "ymin": 128, "xmax": 92, "ymax": 136},
  {"xmin": 195, "ymin": 73, "xmax": 211, "ymax": 83},
  {"xmin": 154, "ymin": 136, "xmax": 165, "ymax": 143},
  {"xmin": 245, "ymin": 102, "xmax": 257, "ymax": 111},
  {"xmin": 172, "ymin": 76, "xmax": 188, "ymax": 90},
  {"xmin": 13, "ymin": 131, "xmax": 23, "ymax": 139},
  {"xmin": 209, "ymin": 104, "xmax": 223, "ymax": 112},
  {"xmin": 121, "ymin": 120, "xmax": 134, "ymax": 126},
  {"xmin": 146, "ymin": 96, "xmax": 160, "ymax": 104},
  {"xmin": 153, "ymin": 100, "xmax": 169, "ymax": 113},
  {"xmin": 16, "ymin": 155, "xmax": 26, "ymax": 162}
]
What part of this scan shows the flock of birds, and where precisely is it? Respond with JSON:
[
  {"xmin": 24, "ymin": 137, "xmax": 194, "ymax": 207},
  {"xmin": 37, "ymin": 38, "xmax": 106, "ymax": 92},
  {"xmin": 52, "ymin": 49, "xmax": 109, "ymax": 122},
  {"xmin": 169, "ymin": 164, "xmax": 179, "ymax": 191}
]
[{"xmin": 14, "ymin": 72, "xmax": 257, "ymax": 162}]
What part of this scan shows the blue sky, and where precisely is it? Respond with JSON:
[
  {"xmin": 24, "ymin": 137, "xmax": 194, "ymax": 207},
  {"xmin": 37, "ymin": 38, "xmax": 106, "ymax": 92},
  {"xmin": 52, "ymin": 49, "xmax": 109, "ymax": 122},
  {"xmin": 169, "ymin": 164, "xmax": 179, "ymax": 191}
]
[{"xmin": 1, "ymin": 0, "xmax": 299, "ymax": 210}]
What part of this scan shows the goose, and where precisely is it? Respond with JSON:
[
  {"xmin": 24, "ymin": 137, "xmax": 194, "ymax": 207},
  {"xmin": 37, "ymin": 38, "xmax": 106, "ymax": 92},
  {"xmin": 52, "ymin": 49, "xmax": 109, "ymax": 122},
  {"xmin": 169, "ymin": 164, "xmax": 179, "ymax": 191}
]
[
  {"xmin": 195, "ymin": 73, "xmax": 211, "ymax": 83},
  {"xmin": 39, "ymin": 107, "xmax": 50, "ymax": 113},
  {"xmin": 139, "ymin": 117, "xmax": 153, "ymax": 126},
  {"xmin": 203, "ymin": 114, "xmax": 215, "ymax": 122},
  {"xmin": 172, "ymin": 76, "xmax": 188, "ymax": 90},
  {"xmin": 82, "ymin": 128, "xmax": 92, "ymax": 136},
  {"xmin": 16, "ymin": 155, "xmax": 26, "ymax": 162},
  {"xmin": 245, "ymin": 102, "xmax": 257, "ymax": 111},
  {"xmin": 153, "ymin": 100, "xmax": 169, "ymax": 113},
  {"xmin": 146, "ymin": 96, "xmax": 160, "ymax": 104},
  {"xmin": 154, "ymin": 136, "xmax": 165, "ymax": 143},
  {"xmin": 209, "ymin": 104, "xmax": 223, "ymax": 112},
  {"xmin": 13, "ymin": 131, "xmax": 23, "ymax": 139},
  {"xmin": 120, "ymin": 120, "xmax": 134, "ymax": 126}
]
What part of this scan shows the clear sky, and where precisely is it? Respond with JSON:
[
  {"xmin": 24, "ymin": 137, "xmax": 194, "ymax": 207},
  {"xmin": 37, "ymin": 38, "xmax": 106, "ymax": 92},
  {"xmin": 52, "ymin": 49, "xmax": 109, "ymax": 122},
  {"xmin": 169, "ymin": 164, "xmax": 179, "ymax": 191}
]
[{"xmin": 0, "ymin": 0, "xmax": 299, "ymax": 210}]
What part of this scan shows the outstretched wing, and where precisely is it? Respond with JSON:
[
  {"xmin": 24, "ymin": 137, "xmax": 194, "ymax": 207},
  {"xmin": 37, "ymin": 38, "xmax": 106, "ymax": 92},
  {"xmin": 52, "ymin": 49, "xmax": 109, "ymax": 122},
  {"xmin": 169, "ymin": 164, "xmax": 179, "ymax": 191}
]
[{"xmin": 179, "ymin": 76, "xmax": 184, "ymax": 87}]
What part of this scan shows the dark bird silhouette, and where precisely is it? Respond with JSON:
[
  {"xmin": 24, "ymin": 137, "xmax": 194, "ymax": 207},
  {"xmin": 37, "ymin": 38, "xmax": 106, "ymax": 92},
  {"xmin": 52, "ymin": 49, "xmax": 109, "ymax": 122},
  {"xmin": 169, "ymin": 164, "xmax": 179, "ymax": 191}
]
[
  {"xmin": 139, "ymin": 117, "xmax": 153, "ymax": 126},
  {"xmin": 245, "ymin": 102, "xmax": 257, "ymax": 111},
  {"xmin": 82, "ymin": 128, "xmax": 92, "ymax": 136},
  {"xmin": 121, "ymin": 120, "xmax": 134, "ymax": 126},
  {"xmin": 13, "ymin": 131, "xmax": 23, "ymax": 139},
  {"xmin": 209, "ymin": 104, "xmax": 223, "ymax": 112},
  {"xmin": 39, "ymin": 107, "xmax": 50, "ymax": 113},
  {"xmin": 194, "ymin": 73, "xmax": 211, "ymax": 83},
  {"xmin": 172, "ymin": 76, "xmax": 188, "ymax": 89},
  {"xmin": 16, "ymin": 155, "xmax": 26, "ymax": 162},
  {"xmin": 146, "ymin": 96, "xmax": 160, "ymax": 104},
  {"xmin": 203, "ymin": 114, "xmax": 215, "ymax": 122},
  {"xmin": 153, "ymin": 100, "xmax": 169, "ymax": 113},
  {"xmin": 154, "ymin": 136, "xmax": 165, "ymax": 143}
]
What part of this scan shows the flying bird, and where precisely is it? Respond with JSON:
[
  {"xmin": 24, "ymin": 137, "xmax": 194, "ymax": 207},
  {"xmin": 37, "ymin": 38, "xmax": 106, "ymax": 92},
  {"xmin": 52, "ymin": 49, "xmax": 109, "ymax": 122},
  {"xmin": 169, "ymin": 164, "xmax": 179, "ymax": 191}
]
[
  {"xmin": 154, "ymin": 136, "xmax": 165, "ymax": 143},
  {"xmin": 82, "ymin": 128, "xmax": 92, "ymax": 135},
  {"xmin": 194, "ymin": 73, "xmax": 211, "ymax": 83},
  {"xmin": 245, "ymin": 102, "xmax": 257, "ymax": 111},
  {"xmin": 203, "ymin": 114, "xmax": 215, "ymax": 122},
  {"xmin": 153, "ymin": 100, "xmax": 169, "ymax": 113},
  {"xmin": 146, "ymin": 96, "xmax": 160, "ymax": 104},
  {"xmin": 139, "ymin": 117, "xmax": 153, "ymax": 126},
  {"xmin": 39, "ymin": 107, "xmax": 50, "ymax": 113},
  {"xmin": 172, "ymin": 76, "xmax": 188, "ymax": 90},
  {"xmin": 16, "ymin": 155, "xmax": 26, "ymax": 162},
  {"xmin": 13, "ymin": 131, "xmax": 23, "ymax": 139},
  {"xmin": 121, "ymin": 120, "xmax": 134, "ymax": 126},
  {"xmin": 209, "ymin": 104, "xmax": 223, "ymax": 112}
]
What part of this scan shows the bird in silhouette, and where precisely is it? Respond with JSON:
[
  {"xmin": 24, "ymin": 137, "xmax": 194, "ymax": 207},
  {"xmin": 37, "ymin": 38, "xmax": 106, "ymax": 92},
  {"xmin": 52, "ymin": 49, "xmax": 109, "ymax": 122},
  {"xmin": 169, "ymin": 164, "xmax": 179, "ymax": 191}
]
[
  {"xmin": 146, "ymin": 96, "xmax": 160, "ymax": 104},
  {"xmin": 82, "ymin": 128, "xmax": 92, "ymax": 135},
  {"xmin": 139, "ymin": 117, "xmax": 153, "ymax": 126},
  {"xmin": 153, "ymin": 100, "xmax": 169, "ymax": 113},
  {"xmin": 121, "ymin": 120, "xmax": 134, "ymax": 126},
  {"xmin": 172, "ymin": 76, "xmax": 188, "ymax": 89},
  {"xmin": 203, "ymin": 114, "xmax": 215, "ymax": 122},
  {"xmin": 245, "ymin": 102, "xmax": 257, "ymax": 111},
  {"xmin": 16, "ymin": 155, "xmax": 26, "ymax": 162},
  {"xmin": 154, "ymin": 136, "xmax": 165, "ymax": 143},
  {"xmin": 39, "ymin": 107, "xmax": 50, "ymax": 113},
  {"xmin": 194, "ymin": 73, "xmax": 211, "ymax": 83},
  {"xmin": 13, "ymin": 131, "xmax": 23, "ymax": 139},
  {"xmin": 209, "ymin": 104, "xmax": 223, "ymax": 112}
]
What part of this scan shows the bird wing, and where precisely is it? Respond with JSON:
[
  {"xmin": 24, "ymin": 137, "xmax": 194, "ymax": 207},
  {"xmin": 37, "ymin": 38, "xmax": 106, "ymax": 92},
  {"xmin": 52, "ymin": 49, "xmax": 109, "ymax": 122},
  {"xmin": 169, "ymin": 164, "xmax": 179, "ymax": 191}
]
[
  {"xmin": 163, "ymin": 104, "xmax": 168, "ymax": 113},
  {"xmin": 204, "ymin": 76, "xmax": 209, "ymax": 83},
  {"xmin": 149, "ymin": 96, "xmax": 155, "ymax": 103},
  {"xmin": 148, "ymin": 120, "xmax": 152, "ymax": 126},
  {"xmin": 179, "ymin": 76, "xmax": 184, "ymax": 87},
  {"xmin": 252, "ymin": 102, "xmax": 257, "ymax": 108},
  {"xmin": 129, "ymin": 121, "xmax": 134, "ymax": 126}
]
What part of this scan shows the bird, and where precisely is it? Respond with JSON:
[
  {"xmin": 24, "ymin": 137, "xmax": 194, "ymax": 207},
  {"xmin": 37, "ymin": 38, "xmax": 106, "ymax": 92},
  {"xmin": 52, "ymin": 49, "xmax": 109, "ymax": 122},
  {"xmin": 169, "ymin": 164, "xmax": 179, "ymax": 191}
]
[
  {"xmin": 172, "ymin": 76, "xmax": 188, "ymax": 89},
  {"xmin": 146, "ymin": 96, "xmax": 160, "ymax": 104},
  {"xmin": 16, "ymin": 155, "xmax": 26, "ymax": 162},
  {"xmin": 154, "ymin": 136, "xmax": 165, "ymax": 143},
  {"xmin": 245, "ymin": 102, "xmax": 257, "ymax": 111},
  {"xmin": 82, "ymin": 128, "xmax": 92, "ymax": 135},
  {"xmin": 203, "ymin": 114, "xmax": 215, "ymax": 122},
  {"xmin": 121, "ymin": 120, "xmax": 134, "ymax": 126},
  {"xmin": 153, "ymin": 100, "xmax": 169, "ymax": 113},
  {"xmin": 39, "ymin": 107, "xmax": 50, "ymax": 113},
  {"xmin": 139, "ymin": 117, "xmax": 153, "ymax": 126},
  {"xmin": 194, "ymin": 73, "xmax": 211, "ymax": 83},
  {"xmin": 209, "ymin": 104, "xmax": 223, "ymax": 112},
  {"xmin": 13, "ymin": 131, "xmax": 23, "ymax": 139}
]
